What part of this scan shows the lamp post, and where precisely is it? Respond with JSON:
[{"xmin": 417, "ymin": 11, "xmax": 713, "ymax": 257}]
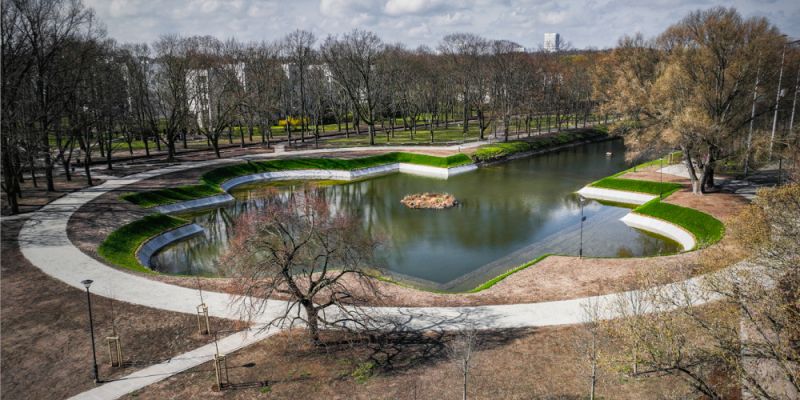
[
  {"xmin": 82, "ymin": 279, "xmax": 99, "ymax": 384},
  {"xmin": 579, "ymin": 195, "xmax": 587, "ymax": 259},
  {"xmin": 660, "ymin": 156, "xmax": 664, "ymax": 199},
  {"xmin": 769, "ymin": 36, "xmax": 788, "ymax": 161}
]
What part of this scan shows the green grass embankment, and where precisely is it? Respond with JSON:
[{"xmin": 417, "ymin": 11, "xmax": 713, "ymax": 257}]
[
  {"xmin": 97, "ymin": 214, "xmax": 189, "ymax": 273},
  {"xmin": 472, "ymin": 129, "xmax": 607, "ymax": 162},
  {"xmin": 123, "ymin": 152, "xmax": 472, "ymax": 208}
]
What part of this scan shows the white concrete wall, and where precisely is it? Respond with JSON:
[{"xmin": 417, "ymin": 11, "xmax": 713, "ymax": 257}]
[
  {"xmin": 153, "ymin": 193, "xmax": 235, "ymax": 214},
  {"xmin": 136, "ymin": 223, "xmax": 205, "ymax": 267},
  {"xmin": 621, "ymin": 213, "xmax": 696, "ymax": 251},
  {"xmin": 576, "ymin": 186, "xmax": 657, "ymax": 205}
]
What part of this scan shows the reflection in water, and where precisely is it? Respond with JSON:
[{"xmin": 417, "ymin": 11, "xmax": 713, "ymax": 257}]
[{"xmin": 151, "ymin": 139, "xmax": 681, "ymax": 290}]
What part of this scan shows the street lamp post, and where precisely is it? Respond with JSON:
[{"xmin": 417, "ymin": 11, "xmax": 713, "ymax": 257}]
[
  {"xmin": 660, "ymin": 156, "xmax": 664, "ymax": 199},
  {"xmin": 82, "ymin": 279, "xmax": 99, "ymax": 384},
  {"xmin": 769, "ymin": 36, "xmax": 788, "ymax": 161},
  {"xmin": 579, "ymin": 195, "xmax": 587, "ymax": 259}
]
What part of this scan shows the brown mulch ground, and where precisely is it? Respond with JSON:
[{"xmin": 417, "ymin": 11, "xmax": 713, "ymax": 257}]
[
  {"xmin": 0, "ymin": 218, "xmax": 242, "ymax": 400},
  {"xmin": 124, "ymin": 326, "xmax": 697, "ymax": 400}
]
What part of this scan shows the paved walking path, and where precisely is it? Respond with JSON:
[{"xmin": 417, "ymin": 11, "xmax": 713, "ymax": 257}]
[
  {"xmin": 69, "ymin": 327, "xmax": 277, "ymax": 400},
  {"xmin": 14, "ymin": 142, "xmax": 737, "ymax": 399}
]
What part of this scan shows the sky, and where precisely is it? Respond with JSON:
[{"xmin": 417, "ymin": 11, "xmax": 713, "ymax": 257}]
[{"xmin": 84, "ymin": 0, "xmax": 800, "ymax": 50}]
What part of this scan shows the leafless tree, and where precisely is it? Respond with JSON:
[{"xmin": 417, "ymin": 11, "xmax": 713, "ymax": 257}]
[
  {"xmin": 448, "ymin": 326, "xmax": 478, "ymax": 400},
  {"xmin": 282, "ymin": 29, "xmax": 316, "ymax": 143},
  {"xmin": 321, "ymin": 30, "xmax": 386, "ymax": 145},
  {"xmin": 220, "ymin": 188, "xmax": 384, "ymax": 344}
]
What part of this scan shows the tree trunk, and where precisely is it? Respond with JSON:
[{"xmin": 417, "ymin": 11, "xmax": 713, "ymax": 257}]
[
  {"xmin": 211, "ymin": 136, "xmax": 221, "ymax": 158},
  {"xmin": 303, "ymin": 302, "xmax": 320, "ymax": 344},
  {"xmin": 682, "ymin": 145, "xmax": 701, "ymax": 194}
]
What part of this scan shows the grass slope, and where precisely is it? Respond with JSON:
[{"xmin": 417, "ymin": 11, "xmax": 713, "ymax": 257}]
[
  {"xmin": 634, "ymin": 200, "xmax": 724, "ymax": 247},
  {"xmin": 97, "ymin": 214, "xmax": 188, "ymax": 273},
  {"xmin": 123, "ymin": 152, "xmax": 472, "ymax": 208},
  {"xmin": 122, "ymin": 184, "xmax": 223, "ymax": 208},
  {"xmin": 590, "ymin": 177, "xmax": 682, "ymax": 196},
  {"xmin": 472, "ymin": 129, "xmax": 605, "ymax": 162}
]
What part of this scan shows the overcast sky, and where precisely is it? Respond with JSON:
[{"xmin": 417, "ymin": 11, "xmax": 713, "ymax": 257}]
[{"xmin": 84, "ymin": 0, "xmax": 800, "ymax": 50}]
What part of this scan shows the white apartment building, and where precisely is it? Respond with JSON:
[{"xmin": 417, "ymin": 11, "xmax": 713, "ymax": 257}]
[{"xmin": 544, "ymin": 33, "xmax": 560, "ymax": 52}]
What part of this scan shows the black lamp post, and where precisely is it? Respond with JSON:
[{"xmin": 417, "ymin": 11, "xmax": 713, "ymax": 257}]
[
  {"xmin": 81, "ymin": 279, "xmax": 99, "ymax": 384},
  {"xmin": 579, "ymin": 195, "xmax": 587, "ymax": 258},
  {"xmin": 660, "ymin": 156, "xmax": 664, "ymax": 199}
]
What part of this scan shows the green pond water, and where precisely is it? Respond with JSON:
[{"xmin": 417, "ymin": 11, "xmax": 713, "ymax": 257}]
[{"xmin": 150, "ymin": 139, "xmax": 681, "ymax": 291}]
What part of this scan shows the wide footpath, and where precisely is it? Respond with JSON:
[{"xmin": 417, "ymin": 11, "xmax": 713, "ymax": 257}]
[{"xmin": 15, "ymin": 143, "xmax": 740, "ymax": 399}]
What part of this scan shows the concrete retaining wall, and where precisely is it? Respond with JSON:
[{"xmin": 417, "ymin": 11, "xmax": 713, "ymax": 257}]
[
  {"xmin": 153, "ymin": 193, "xmax": 235, "ymax": 214},
  {"xmin": 621, "ymin": 213, "xmax": 696, "ymax": 251},
  {"xmin": 576, "ymin": 186, "xmax": 657, "ymax": 205},
  {"xmin": 136, "ymin": 223, "xmax": 205, "ymax": 268}
]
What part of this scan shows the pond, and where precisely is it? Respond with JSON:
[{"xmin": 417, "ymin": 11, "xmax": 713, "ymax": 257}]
[{"xmin": 150, "ymin": 139, "xmax": 680, "ymax": 291}]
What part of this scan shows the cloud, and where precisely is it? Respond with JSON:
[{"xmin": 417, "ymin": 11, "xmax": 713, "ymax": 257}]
[
  {"xmin": 319, "ymin": 0, "xmax": 376, "ymax": 17},
  {"xmin": 384, "ymin": 0, "xmax": 447, "ymax": 16},
  {"xmin": 82, "ymin": 0, "xmax": 800, "ymax": 50}
]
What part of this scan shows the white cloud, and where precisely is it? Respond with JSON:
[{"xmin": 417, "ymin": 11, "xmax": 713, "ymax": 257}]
[
  {"xmin": 384, "ymin": 0, "xmax": 446, "ymax": 16},
  {"xmin": 319, "ymin": 0, "xmax": 375, "ymax": 17}
]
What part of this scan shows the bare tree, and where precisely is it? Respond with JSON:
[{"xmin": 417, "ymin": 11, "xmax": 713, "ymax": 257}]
[
  {"xmin": 220, "ymin": 188, "xmax": 383, "ymax": 344},
  {"xmin": 282, "ymin": 29, "xmax": 316, "ymax": 143},
  {"xmin": 321, "ymin": 30, "xmax": 386, "ymax": 145},
  {"xmin": 152, "ymin": 34, "xmax": 191, "ymax": 161},
  {"xmin": 448, "ymin": 326, "xmax": 478, "ymax": 400}
]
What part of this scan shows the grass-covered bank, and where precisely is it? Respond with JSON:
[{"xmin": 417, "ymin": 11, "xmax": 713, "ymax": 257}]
[
  {"xmin": 635, "ymin": 200, "xmax": 724, "ymax": 247},
  {"xmin": 472, "ymin": 128, "xmax": 608, "ymax": 162},
  {"xmin": 123, "ymin": 152, "xmax": 472, "ymax": 208},
  {"xmin": 584, "ymin": 151, "xmax": 724, "ymax": 249},
  {"xmin": 591, "ymin": 177, "xmax": 682, "ymax": 196},
  {"xmin": 97, "ymin": 214, "xmax": 188, "ymax": 273}
]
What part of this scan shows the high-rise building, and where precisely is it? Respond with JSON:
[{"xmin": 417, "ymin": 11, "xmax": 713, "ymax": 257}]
[{"xmin": 544, "ymin": 33, "xmax": 560, "ymax": 52}]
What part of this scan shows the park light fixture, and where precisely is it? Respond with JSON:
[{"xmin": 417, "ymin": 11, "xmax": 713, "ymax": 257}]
[
  {"xmin": 579, "ymin": 195, "xmax": 587, "ymax": 259},
  {"xmin": 81, "ymin": 279, "xmax": 100, "ymax": 384}
]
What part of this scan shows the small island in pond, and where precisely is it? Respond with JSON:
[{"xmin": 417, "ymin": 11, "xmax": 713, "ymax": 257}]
[{"xmin": 401, "ymin": 193, "xmax": 458, "ymax": 209}]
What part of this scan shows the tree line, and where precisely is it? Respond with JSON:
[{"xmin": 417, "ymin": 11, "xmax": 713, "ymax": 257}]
[
  {"xmin": 597, "ymin": 7, "xmax": 799, "ymax": 193},
  {"xmin": 2, "ymin": 0, "xmax": 602, "ymax": 214}
]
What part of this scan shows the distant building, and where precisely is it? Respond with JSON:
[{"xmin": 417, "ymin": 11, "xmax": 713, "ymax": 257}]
[{"xmin": 544, "ymin": 33, "xmax": 560, "ymax": 52}]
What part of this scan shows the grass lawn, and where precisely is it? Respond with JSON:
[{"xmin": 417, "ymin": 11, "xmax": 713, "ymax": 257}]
[
  {"xmin": 472, "ymin": 129, "xmax": 606, "ymax": 162},
  {"xmin": 635, "ymin": 200, "xmax": 724, "ymax": 247},
  {"xmin": 121, "ymin": 183, "xmax": 223, "ymax": 208},
  {"xmin": 97, "ymin": 214, "xmax": 188, "ymax": 272},
  {"xmin": 590, "ymin": 177, "xmax": 682, "ymax": 196}
]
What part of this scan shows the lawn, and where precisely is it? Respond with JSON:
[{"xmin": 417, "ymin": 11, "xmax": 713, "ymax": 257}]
[
  {"xmin": 472, "ymin": 129, "xmax": 606, "ymax": 162},
  {"xmin": 97, "ymin": 214, "xmax": 188, "ymax": 272},
  {"xmin": 635, "ymin": 200, "xmax": 724, "ymax": 247},
  {"xmin": 590, "ymin": 177, "xmax": 682, "ymax": 196}
]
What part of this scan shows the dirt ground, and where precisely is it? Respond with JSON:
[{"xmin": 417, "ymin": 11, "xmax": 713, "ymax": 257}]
[
  {"xmin": 0, "ymin": 218, "xmax": 242, "ymax": 400},
  {"xmin": 0, "ymin": 174, "xmax": 105, "ymax": 216},
  {"xmin": 125, "ymin": 326, "xmax": 701, "ymax": 400}
]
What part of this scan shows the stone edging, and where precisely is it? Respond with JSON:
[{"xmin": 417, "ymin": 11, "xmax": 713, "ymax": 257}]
[
  {"xmin": 620, "ymin": 213, "xmax": 696, "ymax": 251},
  {"xmin": 136, "ymin": 223, "xmax": 205, "ymax": 268}
]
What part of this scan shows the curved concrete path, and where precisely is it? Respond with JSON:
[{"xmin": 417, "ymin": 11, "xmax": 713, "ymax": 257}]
[
  {"xmin": 19, "ymin": 146, "xmax": 722, "ymax": 329},
  {"xmin": 15, "ymin": 144, "xmax": 730, "ymax": 399}
]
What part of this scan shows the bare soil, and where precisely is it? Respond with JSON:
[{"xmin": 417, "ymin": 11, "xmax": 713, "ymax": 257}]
[
  {"xmin": 0, "ymin": 174, "xmax": 105, "ymax": 216},
  {"xmin": 125, "ymin": 326, "xmax": 697, "ymax": 400},
  {"xmin": 0, "ymin": 218, "xmax": 241, "ymax": 400}
]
